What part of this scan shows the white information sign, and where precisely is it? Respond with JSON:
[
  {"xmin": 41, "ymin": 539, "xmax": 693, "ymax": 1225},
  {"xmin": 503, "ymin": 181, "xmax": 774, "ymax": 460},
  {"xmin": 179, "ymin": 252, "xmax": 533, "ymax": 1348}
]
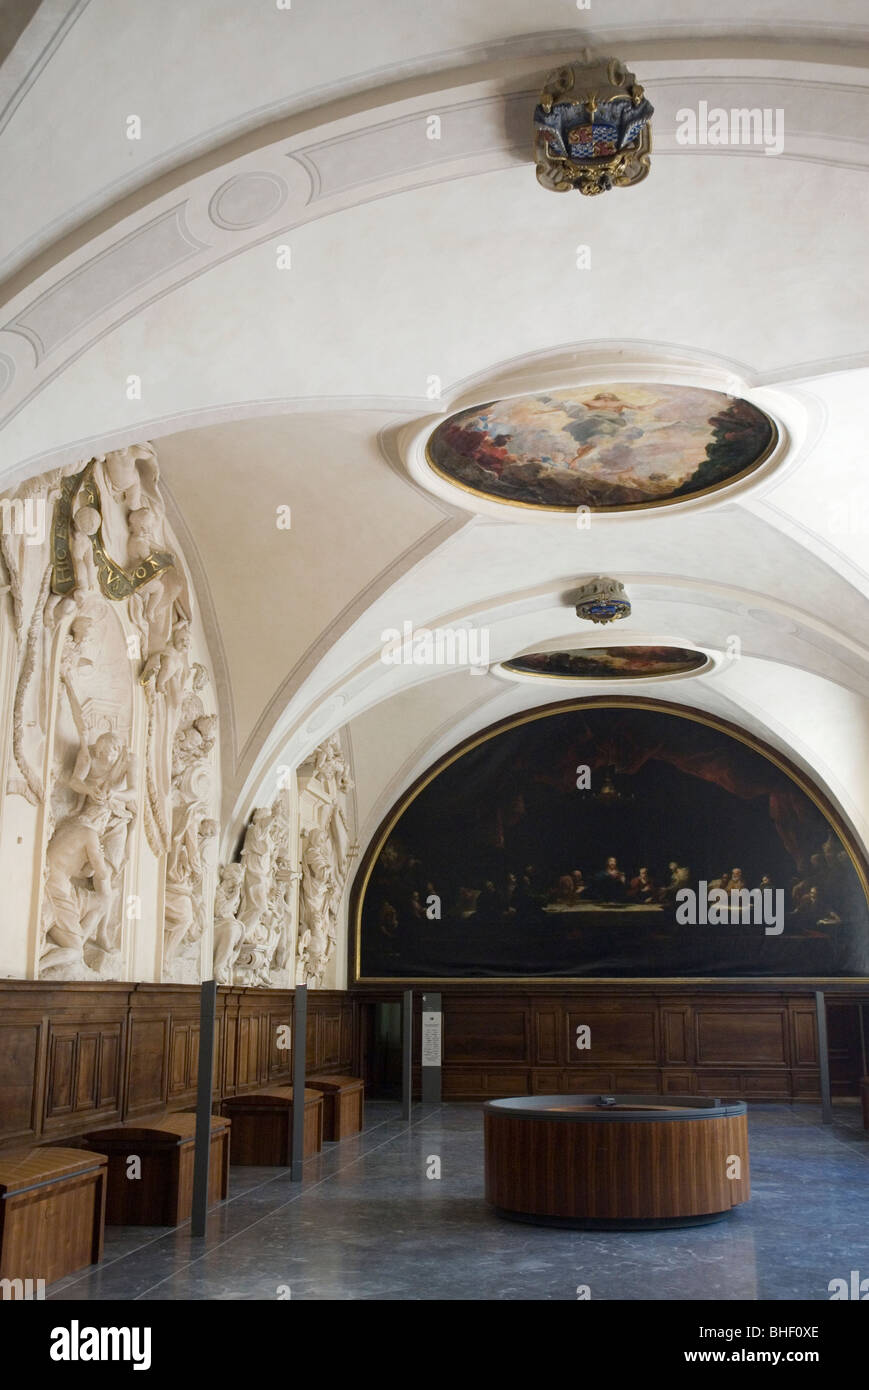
[{"xmin": 421, "ymin": 1011, "xmax": 442, "ymax": 1067}]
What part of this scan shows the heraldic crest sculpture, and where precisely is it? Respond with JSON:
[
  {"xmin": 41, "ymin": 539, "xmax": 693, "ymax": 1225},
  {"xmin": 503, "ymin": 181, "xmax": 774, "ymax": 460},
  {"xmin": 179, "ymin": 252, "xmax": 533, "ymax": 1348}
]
[{"xmin": 533, "ymin": 56, "xmax": 654, "ymax": 195}]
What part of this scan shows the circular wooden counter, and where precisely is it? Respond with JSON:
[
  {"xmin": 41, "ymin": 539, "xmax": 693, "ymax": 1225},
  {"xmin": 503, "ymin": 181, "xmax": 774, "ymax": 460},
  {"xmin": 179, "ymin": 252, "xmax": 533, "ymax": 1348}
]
[{"xmin": 484, "ymin": 1094, "xmax": 749, "ymax": 1229}]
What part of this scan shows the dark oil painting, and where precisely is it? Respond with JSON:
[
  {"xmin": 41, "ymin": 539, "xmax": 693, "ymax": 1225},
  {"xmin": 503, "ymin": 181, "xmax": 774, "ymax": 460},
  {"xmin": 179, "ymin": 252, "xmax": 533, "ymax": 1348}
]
[
  {"xmin": 503, "ymin": 646, "xmax": 709, "ymax": 680},
  {"xmin": 426, "ymin": 383, "xmax": 776, "ymax": 510},
  {"xmin": 356, "ymin": 706, "xmax": 869, "ymax": 980}
]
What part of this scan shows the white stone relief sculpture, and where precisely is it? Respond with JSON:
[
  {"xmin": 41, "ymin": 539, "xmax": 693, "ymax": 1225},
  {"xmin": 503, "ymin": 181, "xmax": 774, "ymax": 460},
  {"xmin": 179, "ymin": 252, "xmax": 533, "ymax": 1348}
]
[
  {"xmin": 162, "ymin": 664, "xmax": 218, "ymax": 982},
  {"xmin": 296, "ymin": 734, "xmax": 356, "ymax": 988},
  {"xmin": 41, "ymin": 708, "xmax": 138, "ymax": 979},
  {"xmin": 1, "ymin": 465, "xmax": 72, "ymax": 804},
  {"xmin": 214, "ymin": 792, "xmax": 293, "ymax": 988},
  {"xmin": 163, "ymin": 807, "xmax": 218, "ymax": 981},
  {"xmin": 213, "ymin": 863, "xmax": 245, "ymax": 984},
  {"xmin": 40, "ymin": 598, "xmax": 136, "ymax": 980},
  {"xmin": 0, "ymin": 442, "xmax": 218, "ymax": 984}
]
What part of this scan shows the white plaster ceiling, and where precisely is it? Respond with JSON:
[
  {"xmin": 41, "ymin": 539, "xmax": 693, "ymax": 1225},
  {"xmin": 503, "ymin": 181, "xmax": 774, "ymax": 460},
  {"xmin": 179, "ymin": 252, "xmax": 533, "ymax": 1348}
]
[
  {"xmin": 1, "ymin": 2, "xmax": 867, "ymax": 853},
  {"xmin": 3, "ymin": 0, "xmax": 868, "ymax": 280}
]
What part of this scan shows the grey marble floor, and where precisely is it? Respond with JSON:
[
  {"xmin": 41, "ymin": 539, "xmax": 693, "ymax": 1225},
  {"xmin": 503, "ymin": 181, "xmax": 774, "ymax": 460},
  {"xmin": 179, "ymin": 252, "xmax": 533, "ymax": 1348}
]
[{"xmin": 47, "ymin": 1100, "xmax": 869, "ymax": 1301}]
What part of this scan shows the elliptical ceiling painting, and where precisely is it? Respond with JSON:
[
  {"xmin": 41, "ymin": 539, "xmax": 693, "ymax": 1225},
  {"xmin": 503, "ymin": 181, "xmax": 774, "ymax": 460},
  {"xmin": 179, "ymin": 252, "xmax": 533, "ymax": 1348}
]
[
  {"xmin": 502, "ymin": 646, "xmax": 709, "ymax": 680},
  {"xmin": 426, "ymin": 384, "xmax": 776, "ymax": 511}
]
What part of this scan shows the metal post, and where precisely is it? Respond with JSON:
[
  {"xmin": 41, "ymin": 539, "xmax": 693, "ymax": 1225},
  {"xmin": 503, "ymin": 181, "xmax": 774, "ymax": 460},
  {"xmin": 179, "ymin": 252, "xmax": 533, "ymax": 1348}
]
[
  {"xmin": 401, "ymin": 989, "xmax": 413, "ymax": 1121},
  {"xmin": 421, "ymin": 991, "xmax": 442, "ymax": 1106},
  {"xmin": 191, "ymin": 978, "xmax": 218, "ymax": 1236},
  {"xmin": 291, "ymin": 984, "xmax": 308, "ymax": 1180},
  {"xmin": 815, "ymin": 989, "xmax": 833, "ymax": 1124}
]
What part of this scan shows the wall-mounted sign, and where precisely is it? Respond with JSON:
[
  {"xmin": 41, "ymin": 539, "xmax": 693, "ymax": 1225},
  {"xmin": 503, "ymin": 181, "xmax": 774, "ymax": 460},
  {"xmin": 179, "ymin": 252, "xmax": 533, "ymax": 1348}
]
[{"xmin": 422, "ymin": 1011, "xmax": 442, "ymax": 1067}]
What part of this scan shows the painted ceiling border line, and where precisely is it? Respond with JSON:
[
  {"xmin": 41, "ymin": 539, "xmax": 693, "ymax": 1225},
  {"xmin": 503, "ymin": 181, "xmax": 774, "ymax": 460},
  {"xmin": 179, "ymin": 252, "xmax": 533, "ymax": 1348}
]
[
  {"xmin": 4, "ymin": 32, "xmax": 869, "ymax": 282},
  {"xmin": 0, "ymin": 0, "xmax": 92, "ymax": 135}
]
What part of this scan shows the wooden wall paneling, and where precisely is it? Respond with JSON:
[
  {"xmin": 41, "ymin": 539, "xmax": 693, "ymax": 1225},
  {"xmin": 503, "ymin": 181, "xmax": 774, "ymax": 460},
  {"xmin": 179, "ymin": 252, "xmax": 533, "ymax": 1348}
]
[
  {"xmin": 560, "ymin": 1069, "xmax": 617, "ymax": 1093},
  {"xmin": 294, "ymin": 991, "xmax": 357, "ymax": 1076},
  {"xmin": 443, "ymin": 1003, "xmax": 529, "ymax": 1063},
  {"xmin": 46, "ymin": 1009, "xmax": 126, "ymax": 1132},
  {"xmin": 221, "ymin": 990, "xmax": 239, "ymax": 1098},
  {"xmin": 740, "ymin": 1072, "xmax": 790, "ymax": 1098},
  {"xmin": 566, "ymin": 1004, "xmax": 658, "ymax": 1065},
  {"xmin": 3, "ymin": 981, "xmax": 867, "ymax": 1150},
  {"xmin": 257, "ymin": 1009, "xmax": 269, "ymax": 1088},
  {"xmin": 98, "ymin": 1026, "xmax": 121, "ymax": 1110},
  {"xmin": 0, "ymin": 983, "xmax": 360, "ymax": 1152},
  {"xmin": 46, "ymin": 1030, "xmax": 76, "ymax": 1119},
  {"xmin": 267, "ymin": 1009, "xmax": 291, "ymax": 1081},
  {"xmin": 789, "ymin": 997, "xmax": 820, "ymax": 1097},
  {"xmin": 236, "ymin": 1014, "xmax": 257, "ymax": 1090},
  {"xmin": 531, "ymin": 1069, "xmax": 561, "ymax": 1093},
  {"xmin": 663, "ymin": 1071, "xmax": 697, "ymax": 1093},
  {"xmin": 319, "ymin": 1009, "xmax": 341, "ymax": 1069},
  {"xmin": 0, "ymin": 1016, "xmax": 44, "ymax": 1145},
  {"xmin": 305, "ymin": 1006, "xmax": 318, "ymax": 1070},
  {"xmin": 790, "ymin": 1001, "xmax": 818, "ymax": 1067},
  {"xmin": 340, "ymin": 1002, "xmax": 353, "ymax": 1070},
  {"xmin": 533, "ymin": 1004, "xmax": 559, "ymax": 1065},
  {"xmin": 661, "ymin": 1005, "xmax": 692, "ymax": 1066},
  {"xmin": 826, "ymin": 1000, "xmax": 864, "ymax": 1093},
  {"xmin": 479, "ymin": 1071, "xmax": 531, "ymax": 1095},
  {"xmin": 695, "ymin": 1006, "xmax": 789, "ymax": 1068},
  {"xmin": 169, "ymin": 1024, "xmax": 189, "ymax": 1097},
  {"xmin": 613, "ymin": 1069, "xmax": 662, "ymax": 1093},
  {"xmin": 74, "ymin": 1030, "xmax": 99, "ymax": 1111},
  {"xmin": 351, "ymin": 984, "xmax": 869, "ymax": 1103},
  {"xmin": 442, "ymin": 1070, "xmax": 483, "ymax": 1098},
  {"xmin": 125, "ymin": 1007, "xmax": 170, "ymax": 1118}
]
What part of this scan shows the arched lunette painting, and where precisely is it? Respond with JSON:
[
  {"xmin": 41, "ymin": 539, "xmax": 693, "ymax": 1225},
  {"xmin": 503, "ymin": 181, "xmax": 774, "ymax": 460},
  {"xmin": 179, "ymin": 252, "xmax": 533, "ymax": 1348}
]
[
  {"xmin": 426, "ymin": 384, "xmax": 777, "ymax": 511},
  {"xmin": 353, "ymin": 701, "xmax": 869, "ymax": 981}
]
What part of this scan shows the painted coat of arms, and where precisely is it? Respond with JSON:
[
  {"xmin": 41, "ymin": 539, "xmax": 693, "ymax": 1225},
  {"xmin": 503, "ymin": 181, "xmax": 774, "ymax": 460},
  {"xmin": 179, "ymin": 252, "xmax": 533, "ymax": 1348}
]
[{"xmin": 533, "ymin": 57, "xmax": 653, "ymax": 195}]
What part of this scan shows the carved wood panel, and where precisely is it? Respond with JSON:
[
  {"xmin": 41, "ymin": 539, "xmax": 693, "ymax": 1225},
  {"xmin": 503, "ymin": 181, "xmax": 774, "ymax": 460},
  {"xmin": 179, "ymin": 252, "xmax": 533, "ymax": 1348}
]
[
  {"xmin": 370, "ymin": 986, "xmax": 867, "ymax": 1104},
  {"xmin": 0, "ymin": 983, "xmax": 355, "ymax": 1150}
]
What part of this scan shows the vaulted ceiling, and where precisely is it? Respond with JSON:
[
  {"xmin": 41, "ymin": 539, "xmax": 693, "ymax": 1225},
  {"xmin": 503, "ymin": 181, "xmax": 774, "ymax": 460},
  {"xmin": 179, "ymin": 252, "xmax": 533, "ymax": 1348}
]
[{"xmin": 2, "ymin": 0, "xmax": 867, "ymax": 856}]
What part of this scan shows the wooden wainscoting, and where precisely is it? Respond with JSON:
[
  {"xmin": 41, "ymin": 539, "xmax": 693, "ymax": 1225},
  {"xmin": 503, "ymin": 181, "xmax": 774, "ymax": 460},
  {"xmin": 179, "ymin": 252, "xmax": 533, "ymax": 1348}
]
[
  {"xmin": 353, "ymin": 984, "xmax": 867, "ymax": 1102},
  {"xmin": 0, "ymin": 982, "xmax": 355, "ymax": 1152}
]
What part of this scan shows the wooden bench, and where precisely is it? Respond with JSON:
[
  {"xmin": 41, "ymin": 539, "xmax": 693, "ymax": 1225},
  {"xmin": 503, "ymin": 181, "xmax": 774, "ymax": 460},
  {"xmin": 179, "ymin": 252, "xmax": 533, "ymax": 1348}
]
[
  {"xmin": 80, "ymin": 1113, "xmax": 230, "ymax": 1226},
  {"xmin": 305, "ymin": 1075, "xmax": 364, "ymax": 1141},
  {"xmin": 0, "ymin": 1147, "xmax": 106, "ymax": 1288},
  {"xmin": 220, "ymin": 1087, "xmax": 323, "ymax": 1164}
]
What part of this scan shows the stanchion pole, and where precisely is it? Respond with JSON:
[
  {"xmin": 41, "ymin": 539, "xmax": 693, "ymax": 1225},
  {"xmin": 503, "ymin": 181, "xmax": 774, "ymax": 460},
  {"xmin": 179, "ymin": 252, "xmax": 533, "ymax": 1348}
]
[
  {"xmin": 815, "ymin": 989, "xmax": 834, "ymax": 1124},
  {"xmin": 402, "ymin": 989, "xmax": 413, "ymax": 1122},
  {"xmin": 191, "ymin": 978, "xmax": 218, "ymax": 1236},
  {"xmin": 291, "ymin": 984, "xmax": 308, "ymax": 1180}
]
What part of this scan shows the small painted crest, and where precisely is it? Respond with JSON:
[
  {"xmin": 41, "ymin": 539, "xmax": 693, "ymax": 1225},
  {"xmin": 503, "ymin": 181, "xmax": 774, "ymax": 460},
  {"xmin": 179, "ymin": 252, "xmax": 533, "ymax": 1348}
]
[{"xmin": 533, "ymin": 57, "xmax": 653, "ymax": 195}]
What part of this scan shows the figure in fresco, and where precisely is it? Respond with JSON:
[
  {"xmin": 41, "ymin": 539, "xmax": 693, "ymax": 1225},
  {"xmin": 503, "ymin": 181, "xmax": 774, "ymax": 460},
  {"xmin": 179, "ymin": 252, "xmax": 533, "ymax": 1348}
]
[{"xmin": 595, "ymin": 855, "xmax": 627, "ymax": 903}]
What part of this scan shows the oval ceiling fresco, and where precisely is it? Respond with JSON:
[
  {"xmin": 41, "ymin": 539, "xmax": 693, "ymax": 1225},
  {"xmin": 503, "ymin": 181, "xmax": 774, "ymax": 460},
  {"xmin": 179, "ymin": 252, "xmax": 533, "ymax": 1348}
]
[
  {"xmin": 426, "ymin": 383, "xmax": 777, "ymax": 511},
  {"xmin": 502, "ymin": 647, "xmax": 710, "ymax": 680}
]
